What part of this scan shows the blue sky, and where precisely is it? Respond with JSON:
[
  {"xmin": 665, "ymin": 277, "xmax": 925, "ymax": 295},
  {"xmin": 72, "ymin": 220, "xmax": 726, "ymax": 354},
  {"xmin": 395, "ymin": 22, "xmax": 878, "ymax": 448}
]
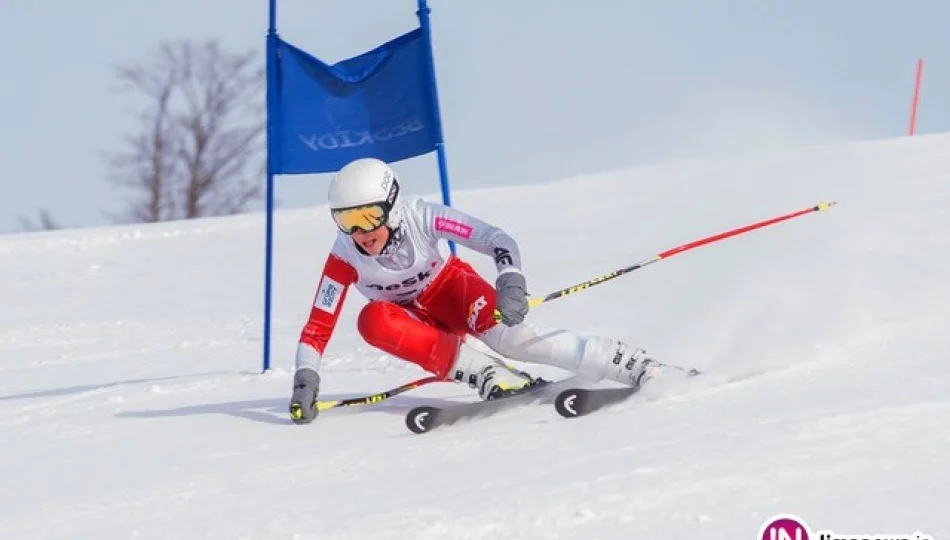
[{"xmin": 1, "ymin": 0, "xmax": 947, "ymax": 233}]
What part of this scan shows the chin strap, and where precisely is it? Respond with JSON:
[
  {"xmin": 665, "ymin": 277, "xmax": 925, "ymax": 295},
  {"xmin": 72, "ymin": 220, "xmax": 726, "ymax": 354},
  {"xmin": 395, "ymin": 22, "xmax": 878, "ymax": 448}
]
[{"xmin": 379, "ymin": 222, "xmax": 406, "ymax": 256}]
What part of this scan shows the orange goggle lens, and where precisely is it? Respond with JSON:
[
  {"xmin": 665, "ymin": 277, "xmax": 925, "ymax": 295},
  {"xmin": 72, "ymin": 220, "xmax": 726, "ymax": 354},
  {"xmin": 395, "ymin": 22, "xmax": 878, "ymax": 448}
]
[{"xmin": 331, "ymin": 204, "xmax": 388, "ymax": 233}]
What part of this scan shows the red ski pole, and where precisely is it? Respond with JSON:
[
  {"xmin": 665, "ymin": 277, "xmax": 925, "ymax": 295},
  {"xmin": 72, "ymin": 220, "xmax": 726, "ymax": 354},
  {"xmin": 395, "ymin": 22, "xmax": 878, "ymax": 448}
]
[{"xmin": 496, "ymin": 201, "xmax": 837, "ymax": 319}]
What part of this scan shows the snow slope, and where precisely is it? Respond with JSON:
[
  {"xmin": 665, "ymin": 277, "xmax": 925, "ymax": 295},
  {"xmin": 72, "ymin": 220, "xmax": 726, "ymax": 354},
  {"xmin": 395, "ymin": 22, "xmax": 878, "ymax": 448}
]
[{"xmin": 2, "ymin": 134, "xmax": 949, "ymax": 540}]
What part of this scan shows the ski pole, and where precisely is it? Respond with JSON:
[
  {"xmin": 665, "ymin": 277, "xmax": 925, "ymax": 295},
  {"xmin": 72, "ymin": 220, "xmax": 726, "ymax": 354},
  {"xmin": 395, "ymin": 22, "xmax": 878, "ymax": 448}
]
[
  {"xmin": 314, "ymin": 375, "xmax": 444, "ymax": 412},
  {"xmin": 495, "ymin": 201, "xmax": 837, "ymax": 321}
]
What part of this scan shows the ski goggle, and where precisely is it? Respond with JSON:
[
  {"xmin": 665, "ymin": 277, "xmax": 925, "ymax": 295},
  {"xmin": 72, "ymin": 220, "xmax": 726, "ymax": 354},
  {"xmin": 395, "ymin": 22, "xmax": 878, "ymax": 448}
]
[{"xmin": 330, "ymin": 203, "xmax": 390, "ymax": 234}]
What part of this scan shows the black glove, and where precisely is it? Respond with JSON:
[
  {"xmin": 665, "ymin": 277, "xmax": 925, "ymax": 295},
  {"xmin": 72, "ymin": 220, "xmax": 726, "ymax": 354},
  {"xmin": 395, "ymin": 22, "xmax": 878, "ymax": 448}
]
[
  {"xmin": 289, "ymin": 368, "xmax": 321, "ymax": 424},
  {"xmin": 494, "ymin": 271, "xmax": 529, "ymax": 326}
]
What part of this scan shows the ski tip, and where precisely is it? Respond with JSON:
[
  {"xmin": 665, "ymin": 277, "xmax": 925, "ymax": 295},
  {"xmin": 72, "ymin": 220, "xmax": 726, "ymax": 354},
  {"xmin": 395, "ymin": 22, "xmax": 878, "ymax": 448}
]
[
  {"xmin": 554, "ymin": 389, "xmax": 586, "ymax": 419},
  {"xmin": 406, "ymin": 406, "xmax": 440, "ymax": 434}
]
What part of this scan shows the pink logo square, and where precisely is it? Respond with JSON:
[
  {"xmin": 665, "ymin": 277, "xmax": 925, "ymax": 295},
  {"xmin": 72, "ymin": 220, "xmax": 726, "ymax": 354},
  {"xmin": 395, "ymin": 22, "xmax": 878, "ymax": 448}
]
[{"xmin": 435, "ymin": 217, "xmax": 473, "ymax": 239}]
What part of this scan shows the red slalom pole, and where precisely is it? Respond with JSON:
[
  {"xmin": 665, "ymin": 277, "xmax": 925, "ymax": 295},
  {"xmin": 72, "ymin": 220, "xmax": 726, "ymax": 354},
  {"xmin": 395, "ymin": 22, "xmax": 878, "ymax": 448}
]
[
  {"xmin": 520, "ymin": 201, "xmax": 838, "ymax": 311},
  {"xmin": 909, "ymin": 58, "xmax": 924, "ymax": 136}
]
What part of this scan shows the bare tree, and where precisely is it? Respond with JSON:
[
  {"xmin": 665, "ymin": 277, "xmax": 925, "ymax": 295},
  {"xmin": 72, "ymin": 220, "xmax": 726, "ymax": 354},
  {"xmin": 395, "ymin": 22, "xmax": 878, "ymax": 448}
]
[
  {"xmin": 19, "ymin": 209, "xmax": 62, "ymax": 232},
  {"xmin": 105, "ymin": 40, "xmax": 265, "ymax": 223}
]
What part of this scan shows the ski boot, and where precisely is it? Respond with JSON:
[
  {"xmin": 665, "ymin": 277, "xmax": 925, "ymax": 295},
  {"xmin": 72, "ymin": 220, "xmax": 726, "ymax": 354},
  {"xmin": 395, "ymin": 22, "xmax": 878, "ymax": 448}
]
[
  {"xmin": 579, "ymin": 337, "xmax": 657, "ymax": 388},
  {"xmin": 449, "ymin": 342, "xmax": 541, "ymax": 400}
]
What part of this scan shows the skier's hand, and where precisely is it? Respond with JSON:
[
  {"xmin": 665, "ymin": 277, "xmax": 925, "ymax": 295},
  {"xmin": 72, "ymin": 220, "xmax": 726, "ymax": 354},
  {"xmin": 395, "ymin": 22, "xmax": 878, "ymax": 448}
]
[
  {"xmin": 494, "ymin": 271, "xmax": 529, "ymax": 326},
  {"xmin": 289, "ymin": 368, "xmax": 321, "ymax": 424}
]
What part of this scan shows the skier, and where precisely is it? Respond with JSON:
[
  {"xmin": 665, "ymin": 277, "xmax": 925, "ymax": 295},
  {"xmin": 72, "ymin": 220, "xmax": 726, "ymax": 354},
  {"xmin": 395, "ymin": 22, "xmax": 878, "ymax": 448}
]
[{"xmin": 289, "ymin": 157, "xmax": 655, "ymax": 424}]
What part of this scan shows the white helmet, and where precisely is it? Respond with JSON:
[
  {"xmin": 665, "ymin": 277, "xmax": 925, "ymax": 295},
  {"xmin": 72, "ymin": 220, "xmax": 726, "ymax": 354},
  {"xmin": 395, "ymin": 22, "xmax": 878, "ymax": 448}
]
[{"xmin": 327, "ymin": 158, "xmax": 402, "ymax": 234}]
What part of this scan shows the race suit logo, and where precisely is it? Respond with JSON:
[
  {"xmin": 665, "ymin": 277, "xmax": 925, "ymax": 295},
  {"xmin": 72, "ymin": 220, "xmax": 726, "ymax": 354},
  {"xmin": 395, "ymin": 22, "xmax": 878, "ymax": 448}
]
[
  {"xmin": 435, "ymin": 217, "xmax": 473, "ymax": 239},
  {"xmin": 366, "ymin": 270, "xmax": 433, "ymax": 292},
  {"xmin": 467, "ymin": 296, "xmax": 488, "ymax": 331},
  {"xmin": 314, "ymin": 276, "xmax": 343, "ymax": 314}
]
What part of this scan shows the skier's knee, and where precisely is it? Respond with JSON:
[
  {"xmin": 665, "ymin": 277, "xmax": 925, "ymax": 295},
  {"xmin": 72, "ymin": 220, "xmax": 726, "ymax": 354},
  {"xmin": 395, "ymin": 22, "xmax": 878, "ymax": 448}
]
[
  {"xmin": 357, "ymin": 301, "xmax": 396, "ymax": 347},
  {"xmin": 478, "ymin": 323, "xmax": 543, "ymax": 361}
]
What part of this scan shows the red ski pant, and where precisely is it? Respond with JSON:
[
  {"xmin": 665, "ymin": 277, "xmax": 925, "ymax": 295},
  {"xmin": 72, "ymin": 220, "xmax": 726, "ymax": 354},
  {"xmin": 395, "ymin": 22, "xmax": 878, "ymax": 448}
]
[{"xmin": 356, "ymin": 256, "xmax": 498, "ymax": 379}]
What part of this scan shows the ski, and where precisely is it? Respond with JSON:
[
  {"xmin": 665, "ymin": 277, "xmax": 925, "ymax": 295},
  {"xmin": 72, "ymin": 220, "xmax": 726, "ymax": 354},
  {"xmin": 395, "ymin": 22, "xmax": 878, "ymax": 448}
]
[
  {"xmin": 405, "ymin": 376, "xmax": 580, "ymax": 434},
  {"xmin": 554, "ymin": 386, "xmax": 639, "ymax": 418},
  {"xmin": 555, "ymin": 364, "xmax": 702, "ymax": 419}
]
